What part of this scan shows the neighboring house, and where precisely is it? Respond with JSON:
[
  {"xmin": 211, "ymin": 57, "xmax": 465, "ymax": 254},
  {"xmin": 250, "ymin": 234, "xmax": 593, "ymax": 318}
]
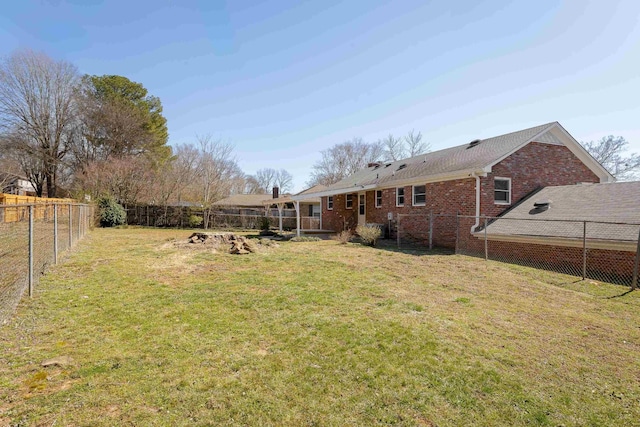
[
  {"xmin": 212, "ymin": 194, "xmax": 274, "ymax": 216},
  {"xmin": 0, "ymin": 172, "xmax": 36, "ymax": 196},
  {"xmin": 266, "ymin": 184, "xmax": 326, "ymax": 231},
  {"xmin": 293, "ymin": 122, "xmax": 614, "ymax": 241}
]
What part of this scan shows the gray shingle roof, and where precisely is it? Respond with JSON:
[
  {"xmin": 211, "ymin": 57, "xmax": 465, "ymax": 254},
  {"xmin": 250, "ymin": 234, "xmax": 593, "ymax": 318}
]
[
  {"xmin": 323, "ymin": 122, "xmax": 557, "ymax": 192},
  {"xmin": 484, "ymin": 182, "xmax": 640, "ymax": 242}
]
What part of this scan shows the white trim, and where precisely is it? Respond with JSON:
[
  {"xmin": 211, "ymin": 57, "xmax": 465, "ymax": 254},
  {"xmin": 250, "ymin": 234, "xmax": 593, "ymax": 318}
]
[
  {"xmin": 494, "ymin": 177, "xmax": 511, "ymax": 205},
  {"xmin": 375, "ymin": 190, "xmax": 382, "ymax": 208},
  {"xmin": 412, "ymin": 184, "xmax": 426, "ymax": 206},
  {"xmin": 472, "ymin": 173, "xmax": 481, "ymax": 232},
  {"xmin": 292, "ymin": 184, "xmax": 377, "ymax": 201},
  {"xmin": 396, "ymin": 187, "xmax": 405, "ymax": 207},
  {"xmin": 345, "ymin": 194, "xmax": 354, "ymax": 209},
  {"xmin": 291, "ymin": 171, "xmax": 482, "ymax": 201},
  {"xmin": 552, "ymin": 123, "xmax": 615, "ymax": 183},
  {"xmin": 358, "ymin": 192, "xmax": 366, "ymax": 226},
  {"xmin": 483, "ymin": 122, "xmax": 614, "ymax": 183},
  {"xmin": 327, "ymin": 196, "xmax": 333, "ymax": 211}
]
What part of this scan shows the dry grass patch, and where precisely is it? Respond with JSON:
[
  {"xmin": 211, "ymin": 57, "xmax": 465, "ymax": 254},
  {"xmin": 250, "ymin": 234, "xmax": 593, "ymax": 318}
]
[{"xmin": 1, "ymin": 228, "xmax": 639, "ymax": 426}]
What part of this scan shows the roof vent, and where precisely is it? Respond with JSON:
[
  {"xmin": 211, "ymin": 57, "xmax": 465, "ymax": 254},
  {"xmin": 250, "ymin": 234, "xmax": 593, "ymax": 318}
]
[
  {"xmin": 396, "ymin": 164, "xmax": 407, "ymax": 171},
  {"xmin": 467, "ymin": 139, "xmax": 481, "ymax": 149},
  {"xmin": 368, "ymin": 162, "xmax": 381, "ymax": 169},
  {"xmin": 384, "ymin": 163, "xmax": 392, "ymax": 168},
  {"xmin": 530, "ymin": 199, "xmax": 551, "ymax": 214}
]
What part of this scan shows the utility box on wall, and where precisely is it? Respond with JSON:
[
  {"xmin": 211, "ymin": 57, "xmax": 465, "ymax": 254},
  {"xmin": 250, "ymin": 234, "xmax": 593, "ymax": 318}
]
[{"xmin": 387, "ymin": 212, "xmax": 393, "ymax": 221}]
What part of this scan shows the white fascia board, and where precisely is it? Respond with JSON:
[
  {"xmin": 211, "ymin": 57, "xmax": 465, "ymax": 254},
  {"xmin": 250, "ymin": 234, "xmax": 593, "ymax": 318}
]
[
  {"xmin": 291, "ymin": 184, "xmax": 378, "ymax": 201},
  {"xmin": 552, "ymin": 123, "xmax": 615, "ymax": 183},
  {"xmin": 482, "ymin": 122, "xmax": 615, "ymax": 183},
  {"xmin": 483, "ymin": 123, "xmax": 558, "ymax": 173},
  {"xmin": 377, "ymin": 170, "xmax": 485, "ymax": 189},
  {"xmin": 293, "ymin": 170, "xmax": 486, "ymax": 201}
]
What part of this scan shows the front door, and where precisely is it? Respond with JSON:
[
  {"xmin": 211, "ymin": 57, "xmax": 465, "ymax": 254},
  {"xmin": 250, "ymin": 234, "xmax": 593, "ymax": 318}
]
[{"xmin": 358, "ymin": 193, "xmax": 366, "ymax": 226}]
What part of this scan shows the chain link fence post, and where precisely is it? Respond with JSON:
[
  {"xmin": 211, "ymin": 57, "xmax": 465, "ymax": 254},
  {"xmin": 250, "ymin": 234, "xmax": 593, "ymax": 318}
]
[
  {"xmin": 397, "ymin": 214, "xmax": 401, "ymax": 249},
  {"xmin": 632, "ymin": 228, "xmax": 640, "ymax": 290},
  {"xmin": 68, "ymin": 203, "xmax": 72, "ymax": 247},
  {"xmin": 53, "ymin": 204, "xmax": 58, "ymax": 264},
  {"xmin": 28, "ymin": 205, "xmax": 34, "ymax": 297},
  {"xmin": 455, "ymin": 213, "xmax": 460, "ymax": 254},
  {"xmin": 582, "ymin": 221, "xmax": 587, "ymax": 280},
  {"xmin": 428, "ymin": 211, "xmax": 433, "ymax": 250},
  {"xmin": 484, "ymin": 217, "xmax": 488, "ymax": 261}
]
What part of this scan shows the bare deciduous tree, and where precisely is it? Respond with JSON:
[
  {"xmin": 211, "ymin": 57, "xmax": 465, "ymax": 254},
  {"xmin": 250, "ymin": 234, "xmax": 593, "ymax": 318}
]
[
  {"xmin": 405, "ymin": 129, "xmax": 430, "ymax": 157},
  {"xmin": 249, "ymin": 168, "xmax": 294, "ymax": 193},
  {"xmin": 308, "ymin": 138, "xmax": 384, "ymax": 186},
  {"xmin": 194, "ymin": 135, "xmax": 243, "ymax": 228},
  {"xmin": 76, "ymin": 156, "xmax": 155, "ymax": 205},
  {"xmin": 583, "ymin": 135, "xmax": 640, "ymax": 181},
  {"xmin": 274, "ymin": 169, "xmax": 293, "ymax": 193},
  {"xmin": 382, "ymin": 134, "xmax": 406, "ymax": 162},
  {"xmin": 0, "ymin": 50, "xmax": 79, "ymax": 197}
]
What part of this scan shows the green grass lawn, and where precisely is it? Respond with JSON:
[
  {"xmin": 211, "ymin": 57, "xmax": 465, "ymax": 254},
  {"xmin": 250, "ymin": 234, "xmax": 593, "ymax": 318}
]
[{"xmin": 2, "ymin": 228, "xmax": 640, "ymax": 426}]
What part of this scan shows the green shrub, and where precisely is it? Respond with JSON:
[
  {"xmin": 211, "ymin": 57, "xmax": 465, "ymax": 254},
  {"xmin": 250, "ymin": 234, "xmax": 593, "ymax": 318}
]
[
  {"xmin": 332, "ymin": 230, "xmax": 353, "ymax": 244},
  {"xmin": 188, "ymin": 214, "xmax": 203, "ymax": 228},
  {"xmin": 356, "ymin": 224, "xmax": 381, "ymax": 247},
  {"xmin": 260, "ymin": 216, "xmax": 271, "ymax": 231},
  {"xmin": 97, "ymin": 197, "xmax": 126, "ymax": 228}
]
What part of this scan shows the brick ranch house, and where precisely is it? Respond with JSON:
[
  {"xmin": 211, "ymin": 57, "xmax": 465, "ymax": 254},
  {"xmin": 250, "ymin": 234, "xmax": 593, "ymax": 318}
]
[{"xmin": 292, "ymin": 122, "xmax": 614, "ymax": 245}]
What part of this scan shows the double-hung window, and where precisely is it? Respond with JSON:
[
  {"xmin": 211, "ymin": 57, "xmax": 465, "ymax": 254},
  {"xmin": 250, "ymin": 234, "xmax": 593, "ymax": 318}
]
[
  {"xmin": 396, "ymin": 187, "xmax": 405, "ymax": 207},
  {"xmin": 375, "ymin": 190, "xmax": 382, "ymax": 208},
  {"xmin": 412, "ymin": 185, "xmax": 426, "ymax": 206},
  {"xmin": 327, "ymin": 196, "xmax": 333, "ymax": 210},
  {"xmin": 494, "ymin": 178, "xmax": 511, "ymax": 205},
  {"xmin": 345, "ymin": 194, "xmax": 353, "ymax": 209}
]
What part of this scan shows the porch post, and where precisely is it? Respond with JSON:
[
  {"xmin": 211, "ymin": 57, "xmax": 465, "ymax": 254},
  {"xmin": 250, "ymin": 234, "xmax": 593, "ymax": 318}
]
[
  {"xmin": 277, "ymin": 202, "xmax": 284, "ymax": 232},
  {"xmin": 295, "ymin": 201, "xmax": 300, "ymax": 237}
]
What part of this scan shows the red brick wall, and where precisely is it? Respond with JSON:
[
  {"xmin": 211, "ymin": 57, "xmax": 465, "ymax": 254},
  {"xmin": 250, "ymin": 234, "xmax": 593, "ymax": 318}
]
[
  {"xmin": 485, "ymin": 240, "xmax": 636, "ymax": 284},
  {"xmin": 322, "ymin": 141, "xmax": 600, "ymax": 241},
  {"xmin": 480, "ymin": 142, "xmax": 600, "ymax": 217}
]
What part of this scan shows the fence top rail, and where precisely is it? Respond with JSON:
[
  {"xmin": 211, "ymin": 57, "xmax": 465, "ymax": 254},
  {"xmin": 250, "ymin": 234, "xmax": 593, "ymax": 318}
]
[
  {"xmin": 0, "ymin": 202, "xmax": 89, "ymax": 209},
  {"xmin": 451, "ymin": 214, "xmax": 640, "ymax": 227}
]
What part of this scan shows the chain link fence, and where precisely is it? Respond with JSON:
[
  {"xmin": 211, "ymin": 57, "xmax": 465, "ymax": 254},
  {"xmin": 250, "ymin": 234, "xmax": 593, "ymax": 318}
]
[
  {"xmin": 0, "ymin": 203, "xmax": 94, "ymax": 324},
  {"xmin": 397, "ymin": 213, "xmax": 640, "ymax": 287},
  {"xmin": 125, "ymin": 205, "xmax": 321, "ymax": 231}
]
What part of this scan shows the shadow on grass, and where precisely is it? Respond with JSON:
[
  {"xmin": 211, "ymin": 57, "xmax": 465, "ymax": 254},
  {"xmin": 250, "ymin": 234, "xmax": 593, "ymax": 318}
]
[
  {"xmin": 603, "ymin": 288, "xmax": 636, "ymax": 299},
  {"xmin": 373, "ymin": 239, "xmax": 455, "ymax": 257}
]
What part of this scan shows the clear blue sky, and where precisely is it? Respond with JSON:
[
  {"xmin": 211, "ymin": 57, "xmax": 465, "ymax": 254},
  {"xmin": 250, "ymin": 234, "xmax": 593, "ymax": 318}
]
[{"xmin": 1, "ymin": 0, "xmax": 639, "ymax": 191}]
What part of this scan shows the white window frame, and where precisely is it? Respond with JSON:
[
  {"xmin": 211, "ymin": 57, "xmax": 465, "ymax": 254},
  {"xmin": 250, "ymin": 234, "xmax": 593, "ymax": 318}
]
[
  {"xmin": 494, "ymin": 177, "xmax": 511, "ymax": 205},
  {"xmin": 375, "ymin": 190, "xmax": 382, "ymax": 208},
  {"xmin": 412, "ymin": 185, "xmax": 426, "ymax": 206},
  {"xmin": 345, "ymin": 194, "xmax": 353, "ymax": 209},
  {"xmin": 396, "ymin": 187, "xmax": 405, "ymax": 207},
  {"xmin": 327, "ymin": 196, "xmax": 333, "ymax": 210}
]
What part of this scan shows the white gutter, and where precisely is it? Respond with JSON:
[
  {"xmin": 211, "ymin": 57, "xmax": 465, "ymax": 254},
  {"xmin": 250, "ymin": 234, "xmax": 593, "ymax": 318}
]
[
  {"xmin": 291, "ymin": 170, "xmax": 480, "ymax": 201},
  {"xmin": 291, "ymin": 184, "xmax": 377, "ymax": 201},
  {"xmin": 471, "ymin": 172, "xmax": 482, "ymax": 233}
]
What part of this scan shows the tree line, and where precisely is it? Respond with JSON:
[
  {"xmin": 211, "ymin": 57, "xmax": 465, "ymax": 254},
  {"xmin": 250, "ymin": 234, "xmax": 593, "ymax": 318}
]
[
  {"xmin": 1, "ymin": 49, "xmax": 636, "ymax": 206},
  {"xmin": 307, "ymin": 131, "xmax": 640, "ymax": 187},
  {"xmin": 0, "ymin": 49, "xmax": 294, "ymax": 208}
]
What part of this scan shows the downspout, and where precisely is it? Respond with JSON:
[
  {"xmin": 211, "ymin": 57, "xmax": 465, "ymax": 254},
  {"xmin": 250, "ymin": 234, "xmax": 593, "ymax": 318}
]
[{"xmin": 471, "ymin": 172, "xmax": 481, "ymax": 233}]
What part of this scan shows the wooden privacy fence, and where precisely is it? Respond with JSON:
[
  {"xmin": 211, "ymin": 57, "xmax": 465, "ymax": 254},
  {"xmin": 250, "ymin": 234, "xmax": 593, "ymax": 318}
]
[{"xmin": 0, "ymin": 194, "xmax": 77, "ymax": 223}]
